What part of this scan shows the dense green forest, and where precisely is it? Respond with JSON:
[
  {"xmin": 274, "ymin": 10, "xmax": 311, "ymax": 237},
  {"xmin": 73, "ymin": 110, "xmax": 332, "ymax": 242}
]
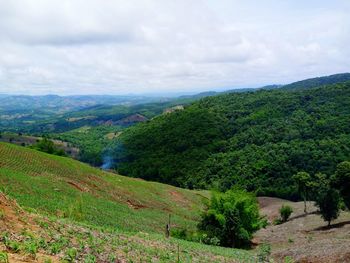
[
  {"xmin": 281, "ymin": 73, "xmax": 350, "ymax": 90},
  {"xmin": 54, "ymin": 125, "xmax": 122, "ymax": 166},
  {"xmin": 115, "ymin": 81, "xmax": 350, "ymax": 199}
]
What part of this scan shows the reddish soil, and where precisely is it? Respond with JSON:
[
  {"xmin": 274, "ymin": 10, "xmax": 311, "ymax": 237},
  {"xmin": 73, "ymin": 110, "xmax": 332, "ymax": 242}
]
[
  {"xmin": 0, "ymin": 193, "xmax": 38, "ymax": 233},
  {"xmin": 67, "ymin": 181, "xmax": 85, "ymax": 192},
  {"xmin": 126, "ymin": 199, "xmax": 148, "ymax": 210},
  {"xmin": 0, "ymin": 193, "xmax": 59, "ymax": 263},
  {"xmin": 255, "ymin": 197, "xmax": 350, "ymax": 262},
  {"xmin": 169, "ymin": 190, "xmax": 190, "ymax": 207}
]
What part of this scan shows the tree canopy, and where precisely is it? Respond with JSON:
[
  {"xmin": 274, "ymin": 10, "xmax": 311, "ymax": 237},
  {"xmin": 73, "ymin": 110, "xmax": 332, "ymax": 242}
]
[
  {"xmin": 198, "ymin": 189, "xmax": 262, "ymax": 248},
  {"xmin": 115, "ymin": 82, "xmax": 350, "ymax": 199}
]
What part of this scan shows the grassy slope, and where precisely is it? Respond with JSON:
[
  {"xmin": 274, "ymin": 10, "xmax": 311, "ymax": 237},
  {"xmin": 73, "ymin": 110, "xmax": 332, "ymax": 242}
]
[
  {"xmin": 0, "ymin": 142, "xmax": 255, "ymax": 262},
  {"xmin": 0, "ymin": 142, "xmax": 208, "ymax": 234},
  {"xmin": 0, "ymin": 192, "xmax": 254, "ymax": 263}
]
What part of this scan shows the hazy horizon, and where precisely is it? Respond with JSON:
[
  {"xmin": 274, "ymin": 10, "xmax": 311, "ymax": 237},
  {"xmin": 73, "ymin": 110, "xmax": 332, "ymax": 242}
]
[{"xmin": 0, "ymin": 0, "xmax": 349, "ymax": 95}]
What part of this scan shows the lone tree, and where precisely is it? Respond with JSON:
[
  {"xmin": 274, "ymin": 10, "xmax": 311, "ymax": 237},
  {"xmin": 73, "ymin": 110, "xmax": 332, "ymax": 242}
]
[
  {"xmin": 292, "ymin": 172, "xmax": 312, "ymax": 213},
  {"xmin": 331, "ymin": 161, "xmax": 350, "ymax": 209},
  {"xmin": 198, "ymin": 188, "xmax": 262, "ymax": 248},
  {"xmin": 315, "ymin": 185, "xmax": 341, "ymax": 227}
]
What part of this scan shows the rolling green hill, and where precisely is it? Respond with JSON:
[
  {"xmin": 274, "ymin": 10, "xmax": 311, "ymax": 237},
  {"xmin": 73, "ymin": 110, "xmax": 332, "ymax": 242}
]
[
  {"xmin": 115, "ymin": 81, "xmax": 350, "ymax": 199},
  {"xmin": 281, "ymin": 73, "xmax": 350, "ymax": 90},
  {"xmin": 0, "ymin": 142, "xmax": 208, "ymax": 234},
  {"xmin": 0, "ymin": 143, "xmax": 255, "ymax": 262}
]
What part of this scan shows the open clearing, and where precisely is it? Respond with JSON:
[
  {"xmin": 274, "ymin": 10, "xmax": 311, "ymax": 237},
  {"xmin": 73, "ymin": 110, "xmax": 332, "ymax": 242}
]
[{"xmin": 255, "ymin": 197, "xmax": 350, "ymax": 262}]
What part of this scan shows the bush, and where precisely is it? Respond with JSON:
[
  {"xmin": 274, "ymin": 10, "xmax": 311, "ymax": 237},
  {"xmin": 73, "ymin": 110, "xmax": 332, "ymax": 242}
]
[
  {"xmin": 170, "ymin": 228, "xmax": 189, "ymax": 240},
  {"xmin": 315, "ymin": 186, "xmax": 341, "ymax": 226},
  {"xmin": 273, "ymin": 218, "xmax": 283, "ymax": 225},
  {"xmin": 279, "ymin": 205, "xmax": 293, "ymax": 222},
  {"xmin": 198, "ymin": 188, "xmax": 262, "ymax": 248},
  {"xmin": 257, "ymin": 243, "xmax": 271, "ymax": 262},
  {"xmin": 30, "ymin": 137, "xmax": 66, "ymax": 157}
]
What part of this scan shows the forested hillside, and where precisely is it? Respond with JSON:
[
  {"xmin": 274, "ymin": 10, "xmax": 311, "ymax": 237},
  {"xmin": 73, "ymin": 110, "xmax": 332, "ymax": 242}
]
[
  {"xmin": 115, "ymin": 81, "xmax": 350, "ymax": 199},
  {"xmin": 281, "ymin": 73, "xmax": 350, "ymax": 90}
]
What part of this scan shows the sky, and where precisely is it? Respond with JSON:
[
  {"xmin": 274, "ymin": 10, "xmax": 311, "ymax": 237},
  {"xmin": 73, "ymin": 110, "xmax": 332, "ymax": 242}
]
[{"xmin": 0, "ymin": 0, "xmax": 349, "ymax": 95}]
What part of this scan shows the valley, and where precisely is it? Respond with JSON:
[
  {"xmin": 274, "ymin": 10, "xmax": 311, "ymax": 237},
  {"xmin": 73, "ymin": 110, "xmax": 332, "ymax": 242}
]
[{"xmin": 1, "ymin": 74, "xmax": 350, "ymax": 262}]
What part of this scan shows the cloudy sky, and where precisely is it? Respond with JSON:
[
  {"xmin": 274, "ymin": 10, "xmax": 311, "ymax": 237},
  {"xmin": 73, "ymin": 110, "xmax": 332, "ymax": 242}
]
[{"xmin": 0, "ymin": 0, "xmax": 349, "ymax": 95}]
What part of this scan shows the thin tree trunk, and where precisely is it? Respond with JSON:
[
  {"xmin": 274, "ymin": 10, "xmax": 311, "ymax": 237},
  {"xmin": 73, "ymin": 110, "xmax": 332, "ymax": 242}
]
[{"xmin": 304, "ymin": 194, "xmax": 307, "ymax": 213}]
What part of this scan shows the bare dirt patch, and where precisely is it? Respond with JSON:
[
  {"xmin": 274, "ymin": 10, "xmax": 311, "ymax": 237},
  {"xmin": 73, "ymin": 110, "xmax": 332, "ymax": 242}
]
[
  {"xmin": 169, "ymin": 190, "xmax": 190, "ymax": 207},
  {"xmin": 126, "ymin": 199, "xmax": 148, "ymax": 210},
  {"xmin": 0, "ymin": 193, "xmax": 59, "ymax": 263},
  {"xmin": 66, "ymin": 181, "xmax": 85, "ymax": 192},
  {"xmin": 0, "ymin": 193, "xmax": 38, "ymax": 233},
  {"xmin": 255, "ymin": 197, "xmax": 350, "ymax": 262}
]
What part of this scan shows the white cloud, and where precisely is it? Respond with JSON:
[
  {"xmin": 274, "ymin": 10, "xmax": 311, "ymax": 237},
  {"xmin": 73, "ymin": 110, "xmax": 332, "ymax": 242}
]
[{"xmin": 0, "ymin": 0, "xmax": 349, "ymax": 95}]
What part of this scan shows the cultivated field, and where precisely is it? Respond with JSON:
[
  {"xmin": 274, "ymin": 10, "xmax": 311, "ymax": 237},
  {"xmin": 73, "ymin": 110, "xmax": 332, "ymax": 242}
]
[{"xmin": 0, "ymin": 142, "xmax": 255, "ymax": 262}]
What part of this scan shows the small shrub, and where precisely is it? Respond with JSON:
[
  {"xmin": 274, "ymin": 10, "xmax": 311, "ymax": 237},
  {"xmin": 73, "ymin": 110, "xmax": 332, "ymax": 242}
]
[
  {"xmin": 65, "ymin": 248, "xmax": 78, "ymax": 262},
  {"xmin": 171, "ymin": 228, "xmax": 188, "ymax": 240},
  {"xmin": 49, "ymin": 242, "xmax": 63, "ymax": 255},
  {"xmin": 65, "ymin": 197, "xmax": 84, "ymax": 221},
  {"xmin": 279, "ymin": 205, "xmax": 293, "ymax": 222},
  {"xmin": 0, "ymin": 252, "xmax": 9, "ymax": 263},
  {"xmin": 23, "ymin": 240, "xmax": 38, "ymax": 258},
  {"xmin": 257, "ymin": 243, "xmax": 271, "ymax": 262},
  {"xmin": 3, "ymin": 235, "xmax": 21, "ymax": 253},
  {"xmin": 284, "ymin": 256, "xmax": 295, "ymax": 263},
  {"xmin": 84, "ymin": 254, "xmax": 96, "ymax": 263},
  {"xmin": 273, "ymin": 218, "xmax": 283, "ymax": 225},
  {"xmin": 108, "ymin": 254, "xmax": 117, "ymax": 262}
]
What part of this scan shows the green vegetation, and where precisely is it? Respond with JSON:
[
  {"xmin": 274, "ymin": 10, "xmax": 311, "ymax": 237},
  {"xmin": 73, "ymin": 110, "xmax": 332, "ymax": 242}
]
[
  {"xmin": 0, "ymin": 252, "xmax": 9, "ymax": 263},
  {"xmin": 292, "ymin": 172, "xmax": 312, "ymax": 213},
  {"xmin": 292, "ymin": 167, "xmax": 345, "ymax": 227},
  {"xmin": 0, "ymin": 218, "xmax": 254, "ymax": 262},
  {"xmin": 315, "ymin": 185, "xmax": 341, "ymax": 227},
  {"xmin": 54, "ymin": 125, "xmax": 122, "ymax": 166},
  {"xmin": 0, "ymin": 94, "xmax": 195, "ymax": 134},
  {"xmin": 198, "ymin": 189, "xmax": 262, "ymax": 248},
  {"xmin": 257, "ymin": 243, "xmax": 271, "ymax": 263},
  {"xmin": 281, "ymin": 73, "xmax": 350, "ymax": 90},
  {"xmin": 332, "ymin": 161, "xmax": 350, "ymax": 209},
  {"xmin": 116, "ymin": 81, "xmax": 350, "ymax": 199},
  {"xmin": 30, "ymin": 137, "xmax": 66, "ymax": 156},
  {"xmin": 0, "ymin": 142, "xmax": 207, "ymax": 234},
  {"xmin": 0, "ymin": 143, "xmax": 255, "ymax": 262},
  {"xmin": 279, "ymin": 205, "xmax": 293, "ymax": 222}
]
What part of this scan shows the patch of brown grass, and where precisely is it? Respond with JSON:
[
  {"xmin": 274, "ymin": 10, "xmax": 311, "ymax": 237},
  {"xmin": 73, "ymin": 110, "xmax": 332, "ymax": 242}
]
[{"xmin": 255, "ymin": 197, "xmax": 350, "ymax": 262}]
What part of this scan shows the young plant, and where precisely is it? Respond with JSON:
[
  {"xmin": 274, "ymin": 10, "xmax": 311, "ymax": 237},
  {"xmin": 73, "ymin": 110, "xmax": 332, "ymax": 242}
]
[
  {"xmin": 257, "ymin": 243, "xmax": 271, "ymax": 262},
  {"xmin": 279, "ymin": 205, "xmax": 293, "ymax": 222},
  {"xmin": 65, "ymin": 247, "xmax": 78, "ymax": 262},
  {"xmin": 0, "ymin": 252, "xmax": 9, "ymax": 263}
]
